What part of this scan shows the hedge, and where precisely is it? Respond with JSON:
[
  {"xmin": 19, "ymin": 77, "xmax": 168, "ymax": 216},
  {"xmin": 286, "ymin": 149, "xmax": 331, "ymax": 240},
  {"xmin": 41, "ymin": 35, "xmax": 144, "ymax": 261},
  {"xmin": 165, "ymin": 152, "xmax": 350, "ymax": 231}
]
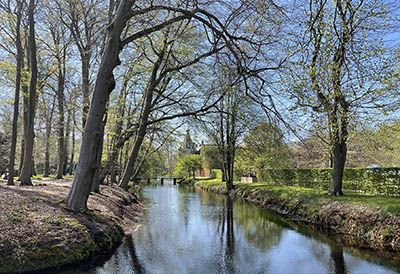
[{"xmin": 258, "ymin": 168, "xmax": 400, "ymax": 196}]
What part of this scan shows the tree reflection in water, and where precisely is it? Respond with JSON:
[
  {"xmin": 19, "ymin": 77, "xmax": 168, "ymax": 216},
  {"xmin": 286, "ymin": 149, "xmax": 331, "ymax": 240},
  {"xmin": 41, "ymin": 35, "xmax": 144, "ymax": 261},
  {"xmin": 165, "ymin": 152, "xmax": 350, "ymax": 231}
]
[
  {"xmin": 126, "ymin": 237, "xmax": 147, "ymax": 274},
  {"xmin": 224, "ymin": 196, "xmax": 235, "ymax": 274},
  {"xmin": 329, "ymin": 244, "xmax": 347, "ymax": 274},
  {"xmin": 49, "ymin": 186, "xmax": 399, "ymax": 274}
]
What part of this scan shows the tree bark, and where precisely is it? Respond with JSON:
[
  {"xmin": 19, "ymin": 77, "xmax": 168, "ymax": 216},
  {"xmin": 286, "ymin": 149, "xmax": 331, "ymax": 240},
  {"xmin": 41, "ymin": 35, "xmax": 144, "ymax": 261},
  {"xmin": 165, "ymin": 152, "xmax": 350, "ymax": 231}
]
[
  {"xmin": 64, "ymin": 0, "xmax": 134, "ymax": 210},
  {"xmin": 119, "ymin": 124, "xmax": 148, "ymax": 190},
  {"xmin": 331, "ymin": 143, "xmax": 346, "ymax": 195},
  {"xmin": 56, "ymin": 56, "xmax": 66, "ymax": 179},
  {"xmin": 44, "ymin": 97, "xmax": 56, "ymax": 177},
  {"xmin": 99, "ymin": 79, "xmax": 127, "ymax": 185},
  {"xmin": 19, "ymin": 138, "xmax": 24, "ymax": 176},
  {"xmin": 19, "ymin": 31, "xmax": 29, "ymax": 177},
  {"xmin": 90, "ymin": 130, "xmax": 104, "ymax": 193},
  {"xmin": 64, "ymin": 106, "xmax": 71, "ymax": 174},
  {"xmin": 32, "ymin": 155, "xmax": 36, "ymax": 176},
  {"xmin": 119, "ymin": 57, "xmax": 161, "ymax": 190},
  {"xmin": 81, "ymin": 53, "xmax": 91, "ymax": 128},
  {"xmin": 43, "ymin": 136, "xmax": 50, "ymax": 177},
  {"xmin": 19, "ymin": 0, "xmax": 37, "ymax": 186},
  {"xmin": 91, "ymin": 113, "xmax": 107, "ymax": 193},
  {"xmin": 69, "ymin": 123, "xmax": 75, "ymax": 175},
  {"xmin": 7, "ymin": 0, "xmax": 24, "ymax": 186}
]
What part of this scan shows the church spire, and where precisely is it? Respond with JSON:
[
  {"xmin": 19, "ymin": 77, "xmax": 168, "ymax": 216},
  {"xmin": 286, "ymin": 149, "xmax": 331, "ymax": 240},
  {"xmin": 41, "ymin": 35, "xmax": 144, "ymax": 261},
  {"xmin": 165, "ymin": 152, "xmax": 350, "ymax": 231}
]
[{"xmin": 184, "ymin": 129, "xmax": 195, "ymax": 149}]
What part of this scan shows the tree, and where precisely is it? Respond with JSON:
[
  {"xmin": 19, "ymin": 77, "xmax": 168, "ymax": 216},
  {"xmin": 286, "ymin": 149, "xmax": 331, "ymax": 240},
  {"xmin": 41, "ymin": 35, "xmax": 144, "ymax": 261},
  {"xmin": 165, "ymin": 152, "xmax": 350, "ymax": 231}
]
[
  {"xmin": 19, "ymin": 0, "xmax": 37, "ymax": 186},
  {"xmin": 0, "ymin": 0, "xmax": 25, "ymax": 185},
  {"xmin": 40, "ymin": 94, "xmax": 56, "ymax": 177},
  {"xmin": 57, "ymin": 0, "xmax": 107, "ymax": 128},
  {"xmin": 346, "ymin": 122, "xmax": 400, "ymax": 167},
  {"xmin": 200, "ymin": 67, "xmax": 252, "ymax": 190},
  {"xmin": 118, "ymin": 23, "xmax": 226, "ymax": 190},
  {"xmin": 174, "ymin": 154, "xmax": 202, "ymax": 179},
  {"xmin": 201, "ymin": 145, "xmax": 222, "ymax": 170},
  {"xmin": 235, "ymin": 122, "xmax": 291, "ymax": 179},
  {"xmin": 288, "ymin": 0, "xmax": 397, "ymax": 195},
  {"xmin": 40, "ymin": 11, "xmax": 71, "ymax": 179},
  {"xmin": 65, "ymin": 1, "xmax": 271, "ymax": 210}
]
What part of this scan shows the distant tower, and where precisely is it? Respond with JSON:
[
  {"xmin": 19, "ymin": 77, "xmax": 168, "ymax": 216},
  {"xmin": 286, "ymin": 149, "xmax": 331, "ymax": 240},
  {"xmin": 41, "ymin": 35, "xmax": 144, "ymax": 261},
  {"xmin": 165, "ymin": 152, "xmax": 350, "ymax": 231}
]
[{"xmin": 180, "ymin": 129, "xmax": 198, "ymax": 155}]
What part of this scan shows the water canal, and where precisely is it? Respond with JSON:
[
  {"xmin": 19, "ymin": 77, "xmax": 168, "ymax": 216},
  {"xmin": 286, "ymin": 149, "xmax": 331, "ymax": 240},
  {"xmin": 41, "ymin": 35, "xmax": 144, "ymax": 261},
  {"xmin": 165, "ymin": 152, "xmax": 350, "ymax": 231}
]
[{"xmin": 51, "ymin": 184, "xmax": 400, "ymax": 274}]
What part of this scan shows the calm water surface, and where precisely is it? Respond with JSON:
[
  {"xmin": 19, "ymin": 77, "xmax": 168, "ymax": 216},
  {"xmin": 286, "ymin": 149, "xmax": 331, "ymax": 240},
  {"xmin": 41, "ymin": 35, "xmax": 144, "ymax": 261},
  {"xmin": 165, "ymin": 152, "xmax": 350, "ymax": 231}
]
[{"xmin": 54, "ymin": 184, "xmax": 400, "ymax": 274}]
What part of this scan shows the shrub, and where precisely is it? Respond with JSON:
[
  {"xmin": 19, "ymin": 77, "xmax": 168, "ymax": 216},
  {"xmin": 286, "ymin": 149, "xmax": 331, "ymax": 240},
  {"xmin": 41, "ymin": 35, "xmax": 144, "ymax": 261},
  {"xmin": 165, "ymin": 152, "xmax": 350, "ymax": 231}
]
[
  {"xmin": 259, "ymin": 168, "xmax": 400, "ymax": 196},
  {"xmin": 174, "ymin": 154, "xmax": 203, "ymax": 179}
]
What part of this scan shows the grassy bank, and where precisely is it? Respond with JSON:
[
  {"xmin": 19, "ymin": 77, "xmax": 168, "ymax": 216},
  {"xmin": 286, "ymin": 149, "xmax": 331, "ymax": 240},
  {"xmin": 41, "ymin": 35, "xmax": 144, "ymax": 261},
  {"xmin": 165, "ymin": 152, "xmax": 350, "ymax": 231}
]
[
  {"xmin": 0, "ymin": 179, "xmax": 142, "ymax": 273},
  {"xmin": 196, "ymin": 179, "xmax": 400, "ymax": 251}
]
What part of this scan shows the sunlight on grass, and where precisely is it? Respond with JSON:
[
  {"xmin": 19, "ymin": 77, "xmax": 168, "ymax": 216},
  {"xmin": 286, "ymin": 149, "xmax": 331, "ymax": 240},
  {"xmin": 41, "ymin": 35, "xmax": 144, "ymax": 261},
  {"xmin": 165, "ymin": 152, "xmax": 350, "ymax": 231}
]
[{"xmin": 197, "ymin": 179, "xmax": 400, "ymax": 215}]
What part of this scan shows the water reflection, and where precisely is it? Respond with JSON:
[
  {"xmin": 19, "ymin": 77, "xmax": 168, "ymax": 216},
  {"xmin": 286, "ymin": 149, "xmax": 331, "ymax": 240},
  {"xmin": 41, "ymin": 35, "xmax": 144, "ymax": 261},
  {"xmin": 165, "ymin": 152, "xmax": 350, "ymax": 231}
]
[
  {"xmin": 329, "ymin": 245, "xmax": 346, "ymax": 274},
  {"xmin": 222, "ymin": 196, "xmax": 235, "ymax": 274},
  {"xmin": 42, "ymin": 185, "xmax": 400, "ymax": 274}
]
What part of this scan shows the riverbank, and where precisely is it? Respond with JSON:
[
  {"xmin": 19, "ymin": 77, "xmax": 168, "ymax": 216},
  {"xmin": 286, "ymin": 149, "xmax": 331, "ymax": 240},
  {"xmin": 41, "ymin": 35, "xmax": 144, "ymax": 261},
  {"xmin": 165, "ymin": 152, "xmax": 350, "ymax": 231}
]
[
  {"xmin": 0, "ymin": 179, "xmax": 142, "ymax": 274},
  {"xmin": 196, "ymin": 179, "xmax": 400, "ymax": 251}
]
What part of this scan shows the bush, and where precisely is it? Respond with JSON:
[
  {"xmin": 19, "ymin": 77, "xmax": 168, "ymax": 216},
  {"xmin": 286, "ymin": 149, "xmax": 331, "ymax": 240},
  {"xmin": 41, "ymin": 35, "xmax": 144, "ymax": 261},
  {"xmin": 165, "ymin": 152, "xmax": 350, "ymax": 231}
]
[
  {"xmin": 259, "ymin": 168, "xmax": 400, "ymax": 196},
  {"xmin": 174, "ymin": 154, "xmax": 203, "ymax": 179},
  {"xmin": 210, "ymin": 169, "xmax": 222, "ymax": 180}
]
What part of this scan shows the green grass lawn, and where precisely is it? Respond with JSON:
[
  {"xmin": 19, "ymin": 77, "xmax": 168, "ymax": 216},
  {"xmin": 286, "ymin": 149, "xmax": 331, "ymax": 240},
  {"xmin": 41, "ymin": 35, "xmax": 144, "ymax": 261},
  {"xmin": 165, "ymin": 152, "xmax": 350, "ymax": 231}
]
[{"xmin": 197, "ymin": 179, "xmax": 400, "ymax": 215}]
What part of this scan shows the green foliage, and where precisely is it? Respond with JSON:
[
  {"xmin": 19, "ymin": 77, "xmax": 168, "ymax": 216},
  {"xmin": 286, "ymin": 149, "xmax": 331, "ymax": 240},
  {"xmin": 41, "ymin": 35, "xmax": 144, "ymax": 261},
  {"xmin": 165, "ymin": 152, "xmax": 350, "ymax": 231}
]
[
  {"xmin": 259, "ymin": 168, "xmax": 400, "ymax": 196},
  {"xmin": 211, "ymin": 169, "xmax": 222, "ymax": 180},
  {"xmin": 201, "ymin": 145, "xmax": 222, "ymax": 170},
  {"xmin": 135, "ymin": 148, "xmax": 167, "ymax": 179},
  {"xmin": 348, "ymin": 122, "xmax": 400, "ymax": 167},
  {"xmin": 235, "ymin": 122, "xmax": 291, "ymax": 178},
  {"xmin": 174, "ymin": 154, "xmax": 203, "ymax": 179}
]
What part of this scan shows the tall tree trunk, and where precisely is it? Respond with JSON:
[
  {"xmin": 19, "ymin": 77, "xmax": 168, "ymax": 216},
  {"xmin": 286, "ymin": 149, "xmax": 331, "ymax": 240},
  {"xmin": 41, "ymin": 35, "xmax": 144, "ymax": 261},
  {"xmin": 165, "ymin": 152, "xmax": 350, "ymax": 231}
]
[
  {"xmin": 119, "ymin": 126, "xmax": 147, "ymax": 190},
  {"xmin": 20, "ymin": 0, "xmax": 37, "ymax": 186},
  {"xmin": 19, "ymin": 138, "xmax": 24, "ymax": 176},
  {"xmin": 64, "ymin": 107, "xmax": 71, "ymax": 174},
  {"xmin": 19, "ymin": 28, "xmax": 30, "ymax": 177},
  {"xmin": 56, "ymin": 58, "xmax": 65, "ymax": 179},
  {"xmin": 43, "ymin": 97, "xmax": 56, "ymax": 177},
  {"xmin": 7, "ymin": 0, "xmax": 24, "ymax": 186},
  {"xmin": 81, "ymin": 53, "xmax": 91, "ymax": 128},
  {"xmin": 226, "ymin": 152, "xmax": 235, "ymax": 190},
  {"xmin": 43, "ymin": 134, "xmax": 50, "ymax": 177},
  {"xmin": 224, "ymin": 152, "xmax": 234, "ymax": 191},
  {"xmin": 90, "ymin": 130, "xmax": 104, "ymax": 193},
  {"xmin": 119, "ymin": 59, "xmax": 161, "ymax": 190},
  {"xmin": 99, "ymin": 81, "xmax": 127, "ymax": 184},
  {"xmin": 91, "ymin": 113, "xmax": 107, "ymax": 192},
  {"xmin": 32, "ymin": 155, "xmax": 36, "ymax": 176},
  {"xmin": 329, "ymin": 104, "xmax": 349, "ymax": 196},
  {"xmin": 99, "ymin": 145, "xmax": 118, "ymax": 184},
  {"xmin": 64, "ymin": 0, "xmax": 134, "ymax": 210},
  {"xmin": 68, "ymin": 123, "xmax": 75, "ymax": 175},
  {"xmin": 331, "ymin": 140, "xmax": 347, "ymax": 195}
]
